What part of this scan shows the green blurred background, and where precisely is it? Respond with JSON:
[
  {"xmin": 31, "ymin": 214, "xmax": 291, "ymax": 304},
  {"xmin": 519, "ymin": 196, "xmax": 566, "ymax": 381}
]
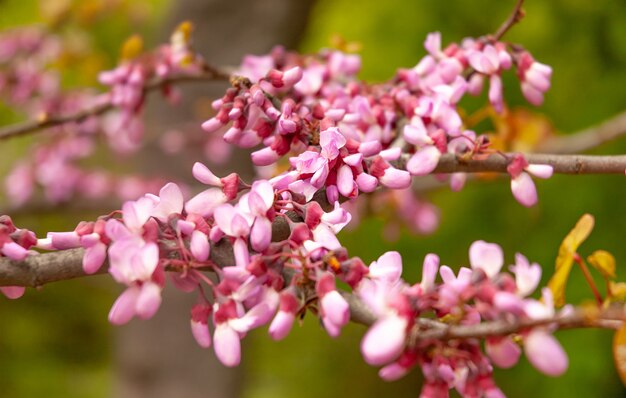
[{"xmin": 0, "ymin": 0, "xmax": 625, "ymax": 396}]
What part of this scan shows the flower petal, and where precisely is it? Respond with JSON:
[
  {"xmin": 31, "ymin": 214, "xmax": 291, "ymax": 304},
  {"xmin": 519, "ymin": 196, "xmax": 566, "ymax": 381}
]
[
  {"xmin": 469, "ymin": 240, "xmax": 504, "ymax": 278},
  {"xmin": 361, "ymin": 315, "xmax": 408, "ymax": 366},
  {"xmin": 524, "ymin": 329, "xmax": 568, "ymax": 376}
]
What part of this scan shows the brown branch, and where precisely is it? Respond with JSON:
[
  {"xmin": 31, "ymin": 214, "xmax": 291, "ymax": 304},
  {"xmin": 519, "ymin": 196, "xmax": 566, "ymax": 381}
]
[
  {"xmin": 0, "ymin": 239, "xmax": 237, "ymax": 288},
  {"xmin": 0, "ymin": 248, "xmax": 101, "ymax": 287},
  {"xmin": 537, "ymin": 111, "xmax": 626, "ymax": 154},
  {"xmin": 422, "ymin": 153, "xmax": 626, "ymax": 175},
  {"xmin": 493, "ymin": 0, "xmax": 525, "ymax": 41},
  {"xmin": 0, "ymin": 69, "xmax": 230, "ymax": 141},
  {"xmin": 1, "ymin": 211, "xmax": 624, "ymax": 343},
  {"xmin": 410, "ymin": 306, "xmax": 626, "ymax": 343}
]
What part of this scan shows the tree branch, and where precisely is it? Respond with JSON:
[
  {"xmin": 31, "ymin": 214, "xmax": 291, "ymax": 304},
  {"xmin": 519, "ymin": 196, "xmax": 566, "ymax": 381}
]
[
  {"xmin": 1, "ymin": 213, "xmax": 624, "ymax": 343},
  {"xmin": 0, "ymin": 239, "xmax": 237, "ymax": 288},
  {"xmin": 0, "ymin": 248, "xmax": 99, "ymax": 287},
  {"xmin": 427, "ymin": 153, "xmax": 626, "ymax": 175},
  {"xmin": 1, "ymin": 152, "xmax": 624, "ymax": 286},
  {"xmin": 409, "ymin": 306, "xmax": 626, "ymax": 343},
  {"xmin": 0, "ymin": 69, "xmax": 230, "ymax": 141},
  {"xmin": 537, "ymin": 111, "xmax": 626, "ymax": 154}
]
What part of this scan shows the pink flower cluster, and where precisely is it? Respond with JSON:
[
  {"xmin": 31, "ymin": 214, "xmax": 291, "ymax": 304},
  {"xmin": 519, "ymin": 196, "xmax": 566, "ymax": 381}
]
[
  {"xmin": 2, "ymin": 176, "xmax": 569, "ymax": 396},
  {"xmin": 1, "ymin": 25, "xmax": 209, "ymax": 207},
  {"xmin": 0, "ymin": 216, "xmax": 37, "ymax": 299},
  {"xmin": 0, "ymin": 28, "xmax": 60, "ymax": 106},
  {"xmin": 355, "ymin": 242, "xmax": 568, "ymax": 397},
  {"xmin": 30, "ymin": 163, "xmax": 357, "ymax": 365},
  {"xmin": 0, "ymin": 26, "xmax": 569, "ymax": 398},
  {"xmin": 203, "ymin": 33, "xmax": 553, "ymax": 212}
]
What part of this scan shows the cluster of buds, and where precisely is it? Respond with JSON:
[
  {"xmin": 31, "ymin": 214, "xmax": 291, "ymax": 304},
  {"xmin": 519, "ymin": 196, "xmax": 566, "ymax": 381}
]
[
  {"xmin": 356, "ymin": 242, "xmax": 567, "ymax": 397},
  {"xmin": 0, "ymin": 27, "xmax": 60, "ymax": 107},
  {"xmin": 2, "ymin": 23, "xmax": 210, "ymax": 207},
  {"xmin": 0, "ymin": 216, "xmax": 37, "ymax": 299},
  {"xmin": 98, "ymin": 22, "xmax": 206, "ymax": 154},
  {"xmin": 3, "ymin": 167, "xmax": 570, "ymax": 397},
  {"xmin": 204, "ymin": 32, "xmax": 554, "ymax": 212},
  {"xmin": 0, "ymin": 22, "xmax": 579, "ymax": 398}
]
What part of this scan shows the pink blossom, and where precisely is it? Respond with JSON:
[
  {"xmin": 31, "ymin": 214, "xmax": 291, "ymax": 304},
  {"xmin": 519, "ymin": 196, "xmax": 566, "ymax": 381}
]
[
  {"xmin": 406, "ymin": 146, "xmax": 441, "ymax": 176},
  {"xmin": 518, "ymin": 52, "xmax": 552, "ymax": 106},
  {"xmin": 511, "ymin": 172, "xmax": 538, "ymax": 207},
  {"xmin": 108, "ymin": 282, "xmax": 162, "ymax": 324},
  {"xmin": 213, "ymin": 323, "xmax": 241, "ymax": 367},
  {"xmin": 361, "ymin": 314, "xmax": 408, "ymax": 365},
  {"xmin": 1, "ymin": 286, "xmax": 25, "ymax": 299},
  {"xmin": 524, "ymin": 329, "xmax": 568, "ymax": 376},
  {"xmin": 316, "ymin": 272, "xmax": 349, "ymax": 337},
  {"xmin": 420, "ymin": 253, "xmax": 440, "ymax": 292},
  {"xmin": 150, "ymin": 182, "xmax": 184, "ymax": 222},
  {"xmin": 510, "ymin": 253, "xmax": 541, "ymax": 297},
  {"xmin": 486, "ymin": 337, "xmax": 521, "ymax": 368},
  {"xmin": 269, "ymin": 290, "xmax": 299, "ymax": 340},
  {"xmin": 368, "ymin": 251, "xmax": 403, "ymax": 283},
  {"xmin": 190, "ymin": 230, "xmax": 210, "ymax": 261},
  {"xmin": 469, "ymin": 240, "xmax": 504, "ymax": 278}
]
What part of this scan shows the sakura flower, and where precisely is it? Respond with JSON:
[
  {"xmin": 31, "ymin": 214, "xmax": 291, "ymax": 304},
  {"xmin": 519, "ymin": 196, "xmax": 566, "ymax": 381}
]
[
  {"xmin": 108, "ymin": 281, "xmax": 162, "ymax": 324},
  {"xmin": 406, "ymin": 145, "xmax": 441, "ymax": 176},
  {"xmin": 420, "ymin": 253, "xmax": 440, "ymax": 292},
  {"xmin": 190, "ymin": 230, "xmax": 210, "ymax": 261}
]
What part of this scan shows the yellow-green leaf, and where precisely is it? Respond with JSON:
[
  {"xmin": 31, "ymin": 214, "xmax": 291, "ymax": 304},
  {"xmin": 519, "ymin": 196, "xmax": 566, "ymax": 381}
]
[
  {"xmin": 614, "ymin": 322, "xmax": 626, "ymax": 387},
  {"xmin": 588, "ymin": 250, "xmax": 616, "ymax": 279},
  {"xmin": 121, "ymin": 34, "xmax": 144, "ymax": 61},
  {"xmin": 547, "ymin": 214, "xmax": 595, "ymax": 306},
  {"xmin": 171, "ymin": 21, "xmax": 194, "ymax": 45},
  {"xmin": 609, "ymin": 282, "xmax": 626, "ymax": 302}
]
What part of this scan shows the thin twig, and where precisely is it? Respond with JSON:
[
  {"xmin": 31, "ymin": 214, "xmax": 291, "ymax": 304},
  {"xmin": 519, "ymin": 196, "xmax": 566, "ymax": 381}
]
[
  {"xmin": 493, "ymin": 0, "xmax": 526, "ymax": 41},
  {"xmin": 537, "ymin": 111, "xmax": 626, "ymax": 154},
  {"xmin": 0, "ymin": 70, "xmax": 230, "ymax": 141},
  {"xmin": 411, "ymin": 153, "xmax": 626, "ymax": 175},
  {"xmin": 1, "ymin": 191, "xmax": 624, "ymax": 342},
  {"xmin": 411, "ymin": 306, "xmax": 626, "ymax": 343}
]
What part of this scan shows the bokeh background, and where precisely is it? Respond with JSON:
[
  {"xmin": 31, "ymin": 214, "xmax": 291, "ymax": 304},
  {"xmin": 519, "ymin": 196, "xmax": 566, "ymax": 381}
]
[{"xmin": 0, "ymin": 0, "xmax": 625, "ymax": 397}]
